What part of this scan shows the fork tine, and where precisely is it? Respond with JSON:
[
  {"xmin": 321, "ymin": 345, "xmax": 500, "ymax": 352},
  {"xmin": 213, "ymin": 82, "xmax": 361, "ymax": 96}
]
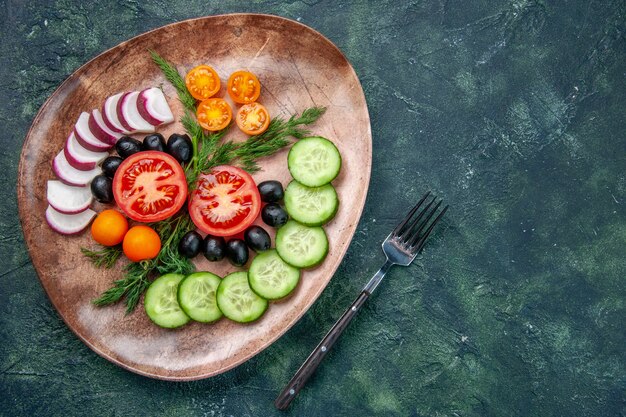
[
  {"xmin": 410, "ymin": 204, "xmax": 448, "ymax": 252},
  {"xmin": 391, "ymin": 191, "xmax": 430, "ymax": 236},
  {"xmin": 405, "ymin": 198, "xmax": 443, "ymax": 246},
  {"xmin": 398, "ymin": 196, "xmax": 437, "ymax": 242}
]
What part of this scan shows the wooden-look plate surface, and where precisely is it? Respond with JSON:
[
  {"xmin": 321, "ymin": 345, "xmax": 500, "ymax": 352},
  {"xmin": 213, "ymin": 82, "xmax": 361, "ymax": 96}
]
[{"xmin": 17, "ymin": 14, "xmax": 371, "ymax": 380}]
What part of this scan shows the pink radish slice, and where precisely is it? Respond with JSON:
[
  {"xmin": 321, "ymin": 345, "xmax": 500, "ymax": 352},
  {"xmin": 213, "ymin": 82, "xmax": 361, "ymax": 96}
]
[
  {"xmin": 137, "ymin": 88, "xmax": 174, "ymax": 126},
  {"xmin": 47, "ymin": 180, "xmax": 93, "ymax": 214},
  {"xmin": 63, "ymin": 132, "xmax": 108, "ymax": 170},
  {"xmin": 88, "ymin": 109, "xmax": 123, "ymax": 145},
  {"xmin": 119, "ymin": 91, "xmax": 156, "ymax": 133},
  {"xmin": 53, "ymin": 151, "xmax": 102, "ymax": 187},
  {"xmin": 74, "ymin": 112, "xmax": 111, "ymax": 152},
  {"xmin": 46, "ymin": 204, "xmax": 96, "ymax": 235},
  {"xmin": 102, "ymin": 92, "xmax": 132, "ymax": 134},
  {"xmin": 116, "ymin": 92, "xmax": 135, "ymax": 132}
]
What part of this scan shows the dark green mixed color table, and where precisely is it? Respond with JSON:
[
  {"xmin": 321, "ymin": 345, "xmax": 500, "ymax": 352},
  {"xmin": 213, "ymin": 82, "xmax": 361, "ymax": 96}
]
[{"xmin": 2, "ymin": 1, "xmax": 625, "ymax": 416}]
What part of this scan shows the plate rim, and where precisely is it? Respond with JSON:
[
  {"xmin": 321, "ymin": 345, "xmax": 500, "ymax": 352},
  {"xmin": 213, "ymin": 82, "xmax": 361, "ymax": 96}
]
[{"xmin": 17, "ymin": 12, "xmax": 372, "ymax": 381}]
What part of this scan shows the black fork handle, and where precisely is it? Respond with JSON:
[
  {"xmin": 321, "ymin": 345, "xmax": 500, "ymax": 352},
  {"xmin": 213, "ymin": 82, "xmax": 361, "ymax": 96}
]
[{"xmin": 274, "ymin": 291, "xmax": 369, "ymax": 410}]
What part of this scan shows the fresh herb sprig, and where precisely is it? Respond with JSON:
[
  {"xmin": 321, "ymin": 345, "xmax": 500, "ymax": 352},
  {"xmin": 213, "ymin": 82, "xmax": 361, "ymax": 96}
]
[
  {"xmin": 81, "ymin": 246, "xmax": 122, "ymax": 269},
  {"xmin": 93, "ymin": 260, "xmax": 153, "ymax": 314},
  {"xmin": 230, "ymin": 106, "xmax": 326, "ymax": 172},
  {"xmin": 89, "ymin": 51, "xmax": 326, "ymax": 314},
  {"xmin": 149, "ymin": 50, "xmax": 196, "ymax": 113}
]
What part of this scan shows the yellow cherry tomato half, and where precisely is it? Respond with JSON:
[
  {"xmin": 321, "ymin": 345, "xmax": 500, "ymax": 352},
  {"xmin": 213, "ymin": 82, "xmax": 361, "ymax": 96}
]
[
  {"xmin": 196, "ymin": 98, "xmax": 232, "ymax": 131},
  {"xmin": 227, "ymin": 70, "xmax": 261, "ymax": 104},
  {"xmin": 235, "ymin": 102, "xmax": 271, "ymax": 135},
  {"xmin": 185, "ymin": 65, "xmax": 221, "ymax": 100},
  {"xmin": 123, "ymin": 225, "xmax": 161, "ymax": 262},
  {"xmin": 91, "ymin": 209, "xmax": 128, "ymax": 246}
]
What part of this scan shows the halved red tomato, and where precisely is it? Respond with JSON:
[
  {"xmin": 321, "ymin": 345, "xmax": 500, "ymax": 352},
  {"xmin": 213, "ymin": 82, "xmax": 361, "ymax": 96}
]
[
  {"xmin": 188, "ymin": 165, "xmax": 261, "ymax": 236},
  {"xmin": 112, "ymin": 151, "xmax": 188, "ymax": 222}
]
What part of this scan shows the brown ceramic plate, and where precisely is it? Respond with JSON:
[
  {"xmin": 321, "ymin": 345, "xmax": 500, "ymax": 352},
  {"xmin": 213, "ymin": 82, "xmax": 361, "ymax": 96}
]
[{"xmin": 17, "ymin": 13, "xmax": 371, "ymax": 380}]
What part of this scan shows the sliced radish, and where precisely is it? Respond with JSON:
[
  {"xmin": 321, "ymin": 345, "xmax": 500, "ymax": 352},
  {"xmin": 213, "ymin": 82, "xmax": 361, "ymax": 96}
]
[
  {"xmin": 102, "ymin": 92, "xmax": 132, "ymax": 133},
  {"xmin": 63, "ymin": 132, "xmax": 108, "ymax": 171},
  {"xmin": 89, "ymin": 109, "xmax": 123, "ymax": 145},
  {"xmin": 74, "ymin": 112, "xmax": 111, "ymax": 152},
  {"xmin": 46, "ymin": 204, "xmax": 96, "ymax": 235},
  {"xmin": 119, "ymin": 91, "xmax": 156, "ymax": 133},
  {"xmin": 137, "ymin": 87, "xmax": 174, "ymax": 126},
  {"xmin": 47, "ymin": 180, "xmax": 93, "ymax": 214},
  {"xmin": 53, "ymin": 151, "xmax": 102, "ymax": 187},
  {"xmin": 116, "ymin": 92, "xmax": 135, "ymax": 132}
]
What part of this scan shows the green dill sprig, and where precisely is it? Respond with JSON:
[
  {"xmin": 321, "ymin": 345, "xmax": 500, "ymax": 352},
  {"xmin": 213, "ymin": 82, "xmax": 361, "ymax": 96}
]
[
  {"xmin": 81, "ymin": 246, "xmax": 122, "ymax": 269},
  {"xmin": 149, "ymin": 49, "xmax": 196, "ymax": 113},
  {"xmin": 152, "ymin": 214, "xmax": 196, "ymax": 275},
  {"xmin": 226, "ymin": 106, "xmax": 326, "ymax": 172},
  {"xmin": 92, "ymin": 260, "xmax": 153, "ymax": 314}
]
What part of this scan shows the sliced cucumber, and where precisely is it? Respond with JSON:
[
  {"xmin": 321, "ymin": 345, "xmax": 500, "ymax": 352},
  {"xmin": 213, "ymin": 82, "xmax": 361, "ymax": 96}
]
[
  {"xmin": 275, "ymin": 220, "xmax": 328, "ymax": 268},
  {"xmin": 249, "ymin": 249, "xmax": 301, "ymax": 300},
  {"xmin": 284, "ymin": 180, "xmax": 339, "ymax": 226},
  {"xmin": 144, "ymin": 273, "xmax": 190, "ymax": 328},
  {"xmin": 288, "ymin": 136, "xmax": 342, "ymax": 187},
  {"xmin": 217, "ymin": 271, "xmax": 268, "ymax": 323},
  {"xmin": 177, "ymin": 272, "xmax": 223, "ymax": 323}
]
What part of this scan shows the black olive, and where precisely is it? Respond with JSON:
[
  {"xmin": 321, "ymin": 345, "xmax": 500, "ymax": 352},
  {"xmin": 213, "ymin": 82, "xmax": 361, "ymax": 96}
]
[
  {"xmin": 166, "ymin": 133, "xmax": 193, "ymax": 164},
  {"xmin": 178, "ymin": 231, "xmax": 202, "ymax": 258},
  {"xmin": 226, "ymin": 239, "xmax": 249, "ymax": 267},
  {"xmin": 101, "ymin": 156, "xmax": 123, "ymax": 179},
  {"xmin": 261, "ymin": 203, "xmax": 288, "ymax": 228},
  {"xmin": 90, "ymin": 175, "xmax": 114, "ymax": 203},
  {"xmin": 244, "ymin": 226, "xmax": 271, "ymax": 252},
  {"xmin": 143, "ymin": 133, "xmax": 167, "ymax": 152},
  {"xmin": 115, "ymin": 136, "xmax": 143, "ymax": 158},
  {"xmin": 257, "ymin": 180, "xmax": 284, "ymax": 202},
  {"xmin": 202, "ymin": 235, "xmax": 226, "ymax": 262}
]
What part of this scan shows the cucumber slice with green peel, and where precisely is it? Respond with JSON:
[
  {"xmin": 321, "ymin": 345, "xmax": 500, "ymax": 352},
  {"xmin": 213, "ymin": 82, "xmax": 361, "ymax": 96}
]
[
  {"xmin": 275, "ymin": 220, "xmax": 328, "ymax": 268},
  {"xmin": 288, "ymin": 136, "xmax": 342, "ymax": 187},
  {"xmin": 177, "ymin": 272, "xmax": 223, "ymax": 323},
  {"xmin": 144, "ymin": 273, "xmax": 190, "ymax": 328},
  {"xmin": 284, "ymin": 180, "xmax": 339, "ymax": 226},
  {"xmin": 249, "ymin": 249, "xmax": 301, "ymax": 299},
  {"xmin": 217, "ymin": 272, "xmax": 268, "ymax": 323}
]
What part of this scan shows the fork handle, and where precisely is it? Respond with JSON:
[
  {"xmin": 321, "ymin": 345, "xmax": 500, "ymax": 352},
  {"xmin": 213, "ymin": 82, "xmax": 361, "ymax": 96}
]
[{"xmin": 274, "ymin": 291, "xmax": 369, "ymax": 410}]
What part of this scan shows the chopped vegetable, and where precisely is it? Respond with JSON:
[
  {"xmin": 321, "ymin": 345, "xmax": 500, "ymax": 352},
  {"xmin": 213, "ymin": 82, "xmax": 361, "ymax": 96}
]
[
  {"xmin": 217, "ymin": 272, "xmax": 268, "ymax": 323},
  {"xmin": 227, "ymin": 70, "xmax": 261, "ymax": 104},
  {"xmin": 275, "ymin": 220, "xmax": 328, "ymax": 268},
  {"xmin": 287, "ymin": 136, "xmax": 342, "ymax": 187},
  {"xmin": 47, "ymin": 180, "xmax": 93, "ymax": 214},
  {"xmin": 188, "ymin": 165, "xmax": 261, "ymax": 236},
  {"xmin": 196, "ymin": 98, "xmax": 232, "ymax": 131},
  {"xmin": 144, "ymin": 273, "xmax": 190, "ymax": 328},
  {"xmin": 235, "ymin": 102, "xmax": 270, "ymax": 135},
  {"xmin": 177, "ymin": 272, "xmax": 222, "ymax": 323},
  {"xmin": 46, "ymin": 205, "xmax": 96, "ymax": 235},
  {"xmin": 185, "ymin": 65, "xmax": 221, "ymax": 101},
  {"xmin": 112, "ymin": 151, "xmax": 188, "ymax": 223}
]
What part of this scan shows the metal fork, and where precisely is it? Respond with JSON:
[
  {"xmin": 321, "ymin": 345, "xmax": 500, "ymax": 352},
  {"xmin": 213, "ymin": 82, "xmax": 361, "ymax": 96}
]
[{"xmin": 275, "ymin": 192, "xmax": 448, "ymax": 410}]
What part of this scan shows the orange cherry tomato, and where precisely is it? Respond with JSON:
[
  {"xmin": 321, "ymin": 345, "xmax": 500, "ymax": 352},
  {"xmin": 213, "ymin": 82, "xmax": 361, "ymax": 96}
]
[
  {"xmin": 235, "ymin": 102, "xmax": 271, "ymax": 135},
  {"xmin": 91, "ymin": 209, "xmax": 129, "ymax": 246},
  {"xmin": 227, "ymin": 70, "xmax": 261, "ymax": 104},
  {"xmin": 122, "ymin": 225, "xmax": 161, "ymax": 262},
  {"xmin": 185, "ymin": 65, "xmax": 221, "ymax": 100},
  {"xmin": 196, "ymin": 98, "xmax": 232, "ymax": 131}
]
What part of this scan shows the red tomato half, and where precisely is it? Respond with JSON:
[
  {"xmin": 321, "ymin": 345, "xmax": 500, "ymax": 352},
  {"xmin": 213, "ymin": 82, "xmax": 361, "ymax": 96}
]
[
  {"xmin": 188, "ymin": 165, "xmax": 261, "ymax": 237},
  {"xmin": 112, "ymin": 151, "xmax": 188, "ymax": 222}
]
